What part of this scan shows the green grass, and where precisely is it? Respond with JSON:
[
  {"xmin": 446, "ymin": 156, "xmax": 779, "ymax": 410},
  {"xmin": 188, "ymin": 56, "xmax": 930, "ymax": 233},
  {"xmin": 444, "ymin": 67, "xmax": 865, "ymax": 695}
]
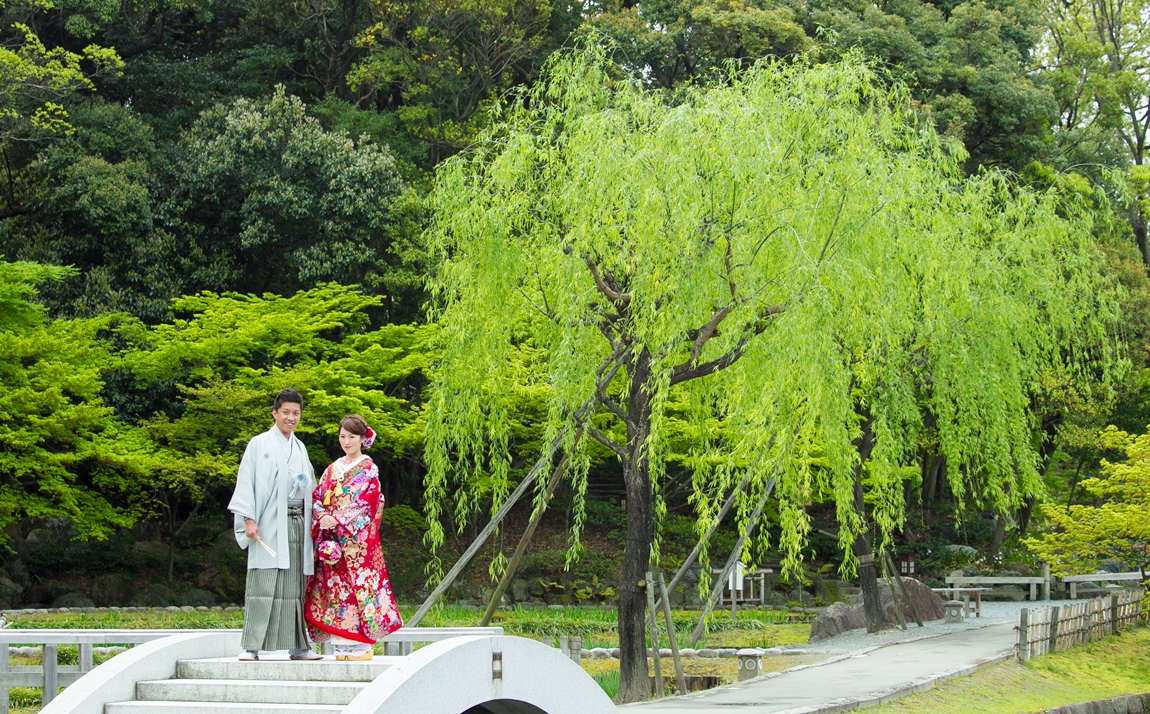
[
  {"xmin": 871, "ymin": 626, "xmax": 1150, "ymax": 714},
  {"xmin": 594, "ymin": 669, "xmax": 620, "ymax": 698}
]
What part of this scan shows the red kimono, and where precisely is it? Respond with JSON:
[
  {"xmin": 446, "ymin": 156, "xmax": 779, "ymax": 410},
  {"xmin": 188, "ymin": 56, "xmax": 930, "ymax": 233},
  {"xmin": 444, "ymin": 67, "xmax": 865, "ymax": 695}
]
[{"xmin": 304, "ymin": 456, "xmax": 403, "ymax": 643}]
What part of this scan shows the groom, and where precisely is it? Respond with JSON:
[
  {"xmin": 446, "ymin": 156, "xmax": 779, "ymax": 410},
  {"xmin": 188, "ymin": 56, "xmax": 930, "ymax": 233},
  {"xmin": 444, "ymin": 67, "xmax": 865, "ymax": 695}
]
[{"xmin": 228, "ymin": 388, "xmax": 321, "ymax": 660}]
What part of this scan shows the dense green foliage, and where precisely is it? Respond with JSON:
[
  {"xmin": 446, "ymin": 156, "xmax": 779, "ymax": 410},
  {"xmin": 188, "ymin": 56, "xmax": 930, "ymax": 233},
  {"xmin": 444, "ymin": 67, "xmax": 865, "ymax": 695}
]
[{"xmin": 0, "ymin": 0, "xmax": 1148, "ymax": 683}]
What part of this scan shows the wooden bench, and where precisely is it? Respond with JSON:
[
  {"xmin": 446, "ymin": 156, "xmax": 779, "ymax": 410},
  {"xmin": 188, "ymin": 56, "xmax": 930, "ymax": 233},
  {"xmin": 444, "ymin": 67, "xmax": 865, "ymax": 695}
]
[
  {"xmin": 0, "ymin": 626, "xmax": 504, "ymax": 711},
  {"xmin": 931, "ymin": 587, "xmax": 990, "ymax": 617},
  {"xmin": 1061, "ymin": 572, "xmax": 1145, "ymax": 599},
  {"xmin": 945, "ymin": 573, "xmax": 1051, "ymax": 601}
]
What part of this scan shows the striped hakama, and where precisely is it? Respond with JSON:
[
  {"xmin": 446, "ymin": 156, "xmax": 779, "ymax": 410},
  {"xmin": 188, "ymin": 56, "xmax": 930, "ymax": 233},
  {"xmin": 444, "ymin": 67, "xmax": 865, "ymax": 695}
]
[{"xmin": 241, "ymin": 501, "xmax": 309, "ymax": 652}]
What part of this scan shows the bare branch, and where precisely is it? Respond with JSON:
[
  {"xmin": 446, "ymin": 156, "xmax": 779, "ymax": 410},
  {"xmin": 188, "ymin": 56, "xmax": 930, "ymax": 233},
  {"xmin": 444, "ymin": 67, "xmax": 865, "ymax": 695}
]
[
  {"xmin": 687, "ymin": 305, "xmax": 733, "ymax": 366},
  {"xmin": 587, "ymin": 425, "xmax": 629, "ymax": 459},
  {"xmin": 670, "ymin": 305, "xmax": 784, "ymax": 385},
  {"xmin": 584, "ymin": 254, "xmax": 631, "ymax": 308}
]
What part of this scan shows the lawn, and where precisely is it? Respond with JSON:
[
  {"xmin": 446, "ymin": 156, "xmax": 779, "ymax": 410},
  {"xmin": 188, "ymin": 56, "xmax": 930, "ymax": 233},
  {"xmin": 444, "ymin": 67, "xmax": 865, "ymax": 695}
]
[{"xmin": 871, "ymin": 626, "xmax": 1150, "ymax": 714}]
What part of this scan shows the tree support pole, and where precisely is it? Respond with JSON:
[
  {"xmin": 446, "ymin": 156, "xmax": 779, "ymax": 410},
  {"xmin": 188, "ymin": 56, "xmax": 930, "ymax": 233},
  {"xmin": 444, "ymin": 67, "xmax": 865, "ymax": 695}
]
[
  {"xmin": 655, "ymin": 471, "xmax": 751, "ymax": 611},
  {"xmin": 479, "ymin": 447, "xmax": 576, "ymax": 627},
  {"xmin": 879, "ymin": 551, "xmax": 907, "ymax": 631},
  {"xmin": 657, "ymin": 572, "xmax": 687, "ymax": 695},
  {"xmin": 645, "ymin": 571, "xmax": 664, "ymax": 698},
  {"xmin": 884, "ymin": 550, "xmax": 923, "ymax": 627},
  {"xmin": 688, "ymin": 473, "xmax": 778, "ymax": 647},
  {"xmin": 410, "ymin": 351, "xmax": 630, "ymax": 627}
]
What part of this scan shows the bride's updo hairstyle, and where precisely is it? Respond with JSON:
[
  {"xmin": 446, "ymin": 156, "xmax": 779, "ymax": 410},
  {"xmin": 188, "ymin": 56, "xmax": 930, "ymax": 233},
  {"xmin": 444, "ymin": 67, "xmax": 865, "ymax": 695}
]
[{"xmin": 339, "ymin": 414, "xmax": 368, "ymax": 436}]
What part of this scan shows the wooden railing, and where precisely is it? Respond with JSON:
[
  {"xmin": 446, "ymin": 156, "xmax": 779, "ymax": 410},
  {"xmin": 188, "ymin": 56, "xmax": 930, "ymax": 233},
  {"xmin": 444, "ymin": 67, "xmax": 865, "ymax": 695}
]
[{"xmin": 1015, "ymin": 589, "xmax": 1144, "ymax": 662}]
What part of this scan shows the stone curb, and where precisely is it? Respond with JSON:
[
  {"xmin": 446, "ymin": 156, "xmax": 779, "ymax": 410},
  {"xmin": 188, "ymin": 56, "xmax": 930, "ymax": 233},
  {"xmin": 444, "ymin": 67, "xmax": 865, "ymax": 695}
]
[
  {"xmin": 1028, "ymin": 693, "xmax": 1150, "ymax": 714},
  {"xmin": 2, "ymin": 606, "xmax": 242, "ymax": 615}
]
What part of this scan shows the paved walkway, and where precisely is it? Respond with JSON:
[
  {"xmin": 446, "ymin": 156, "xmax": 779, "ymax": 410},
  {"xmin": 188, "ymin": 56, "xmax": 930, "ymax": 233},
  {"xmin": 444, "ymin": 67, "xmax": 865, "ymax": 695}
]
[{"xmin": 621, "ymin": 622, "xmax": 1017, "ymax": 713}]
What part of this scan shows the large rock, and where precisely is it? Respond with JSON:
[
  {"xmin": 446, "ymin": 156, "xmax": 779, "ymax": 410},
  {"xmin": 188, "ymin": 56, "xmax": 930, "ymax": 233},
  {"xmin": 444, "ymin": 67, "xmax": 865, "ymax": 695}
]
[
  {"xmin": 0, "ymin": 576, "xmax": 23, "ymax": 603},
  {"xmin": 879, "ymin": 577, "xmax": 946, "ymax": 622},
  {"xmin": 89, "ymin": 573, "xmax": 136, "ymax": 606},
  {"xmin": 809, "ymin": 602, "xmax": 867, "ymax": 641},
  {"xmin": 807, "ymin": 578, "xmax": 946, "ymax": 642},
  {"xmin": 180, "ymin": 588, "xmax": 217, "ymax": 607},
  {"xmin": 132, "ymin": 583, "xmax": 175, "ymax": 607},
  {"xmin": 52, "ymin": 592, "xmax": 95, "ymax": 608}
]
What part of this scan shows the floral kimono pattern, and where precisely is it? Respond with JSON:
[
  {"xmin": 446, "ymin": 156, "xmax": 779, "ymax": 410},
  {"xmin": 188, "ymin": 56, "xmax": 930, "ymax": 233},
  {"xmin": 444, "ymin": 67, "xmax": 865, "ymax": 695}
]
[{"xmin": 304, "ymin": 456, "xmax": 403, "ymax": 643}]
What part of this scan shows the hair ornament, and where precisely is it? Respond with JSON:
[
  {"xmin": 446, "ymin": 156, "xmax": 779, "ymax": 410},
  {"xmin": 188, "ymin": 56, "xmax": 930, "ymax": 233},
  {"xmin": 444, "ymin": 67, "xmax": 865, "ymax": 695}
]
[{"xmin": 362, "ymin": 426, "xmax": 375, "ymax": 450}]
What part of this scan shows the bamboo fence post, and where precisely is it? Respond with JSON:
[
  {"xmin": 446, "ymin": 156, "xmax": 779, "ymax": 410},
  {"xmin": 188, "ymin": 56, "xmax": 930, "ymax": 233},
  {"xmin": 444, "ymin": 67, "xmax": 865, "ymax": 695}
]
[
  {"xmin": 657, "ymin": 573, "xmax": 687, "ymax": 695},
  {"xmin": 645, "ymin": 572, "xmax": 664, "ymax": 698},
  {"xmin": 1018, "ymin": 608, "xmax": 1029, "ymax": 663},
  {"xmin": 1049, "ymin": 605, "xmax": 1060, "ymax": 653}
]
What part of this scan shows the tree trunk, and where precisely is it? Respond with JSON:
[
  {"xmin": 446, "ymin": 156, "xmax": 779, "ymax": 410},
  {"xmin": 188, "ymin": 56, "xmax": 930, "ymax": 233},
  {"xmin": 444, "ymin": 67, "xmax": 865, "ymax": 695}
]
[
  {"xmin": 920, "ymin": 453, "xmax": 938, "ymax": 504},
  {"xmin": 1135, "ymin": 205, "xmax": 1150, "ymax": 266},
  {"xmin": 617, "ymin": 349, "xmax": 655, "ymax": 703},
  {"xmin": 851, "ymin": 413, "xmax": 884, "ymax": 634},
  {"xmin": 989, "ymin": 514, "xmax": 1008, "ymax": 560}
]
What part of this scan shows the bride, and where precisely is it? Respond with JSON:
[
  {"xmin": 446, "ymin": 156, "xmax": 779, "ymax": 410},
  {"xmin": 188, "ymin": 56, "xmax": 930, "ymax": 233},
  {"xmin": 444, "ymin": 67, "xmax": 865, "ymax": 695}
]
[{"xmin": 304, "ymin": 414, "xmax": 403, "ymax": 659}]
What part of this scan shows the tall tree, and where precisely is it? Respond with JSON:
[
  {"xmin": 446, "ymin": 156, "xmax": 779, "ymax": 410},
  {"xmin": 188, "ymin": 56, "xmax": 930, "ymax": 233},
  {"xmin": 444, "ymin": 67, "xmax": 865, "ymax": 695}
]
[
  {"xmin": 0, "ymin": 259, "xmax": 146, "ymax": 542},
  {"xmin": 423, "ymin": 46, "xmax": 1120, "ymax": 701},
  {"xmin": 1041, "ymin": 0, "xmax": 1150, "ymax": 261}
]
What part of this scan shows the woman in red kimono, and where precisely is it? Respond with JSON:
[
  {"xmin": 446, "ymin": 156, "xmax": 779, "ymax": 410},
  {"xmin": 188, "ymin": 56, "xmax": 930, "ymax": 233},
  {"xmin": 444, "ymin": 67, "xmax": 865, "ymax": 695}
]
[{"xmin": 304, "ymin": 414, "xmax": 403, "ymax": 660}]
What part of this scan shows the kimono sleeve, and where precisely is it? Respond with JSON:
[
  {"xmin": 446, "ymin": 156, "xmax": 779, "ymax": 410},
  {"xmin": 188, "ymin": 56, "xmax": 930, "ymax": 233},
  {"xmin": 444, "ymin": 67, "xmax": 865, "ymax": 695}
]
[{"xmin": 227, "ymin": 438, "xmax": 259, "ymax": 547}]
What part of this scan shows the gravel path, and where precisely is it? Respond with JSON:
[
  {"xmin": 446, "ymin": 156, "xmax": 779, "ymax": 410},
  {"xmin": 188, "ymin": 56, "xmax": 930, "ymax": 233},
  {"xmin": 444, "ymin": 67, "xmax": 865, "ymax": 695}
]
[{"xmin": 800, "ymin": 598, "xmax": 1075, "ymax": 655}]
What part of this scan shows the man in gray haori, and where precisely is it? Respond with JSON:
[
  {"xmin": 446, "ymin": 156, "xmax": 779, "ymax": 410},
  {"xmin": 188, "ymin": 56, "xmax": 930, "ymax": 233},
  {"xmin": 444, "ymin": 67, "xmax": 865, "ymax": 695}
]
[{"xmin": 227, "ymin": 388, "xmax": 321, "ymax": 660}]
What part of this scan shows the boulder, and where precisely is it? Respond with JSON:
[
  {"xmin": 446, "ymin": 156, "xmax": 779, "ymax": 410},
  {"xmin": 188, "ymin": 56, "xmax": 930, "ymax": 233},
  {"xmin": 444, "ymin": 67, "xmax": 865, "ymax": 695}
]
[
  {"xmin": 180, "ymin": 588, "xmax": 216, "ymax": 607},
  {"xmin": 132, "ymin": 583, "xmax": 174, "ymax": 607},
  {"xmin": 1003, "ymin": 562, "xmax": 1034, "ymax": 576},
  {"xmin": 0, "ymin": 576, "xmax": 22, "ymax": 603},
  {"xmin": 808, "ymin": 578, "xmax": 946, "ymax": 642},
  {"xmin": 510, "ymin": 579, "xmax": 529, "ymax": 603},
  {"xmin": 945, "ymin": 545, "xmax": 979, "ymax": 557},
  {"xmin": 89, "ymin": 574, "xmax": 136, "ymax": 607},
  {"xmin": 880, "ymin": 577, "xmax": 946, "ymax": 622},
  {"xmin": 684, "ymin": 587, "xmax": 703, "ymax": 608},
  {"xmin": 52, "ymin": 593, "xmax": 95, "ymax": 609},
  {"xmin": 808, "ymin": 601, "xmax": 867, "ymax": 641}
]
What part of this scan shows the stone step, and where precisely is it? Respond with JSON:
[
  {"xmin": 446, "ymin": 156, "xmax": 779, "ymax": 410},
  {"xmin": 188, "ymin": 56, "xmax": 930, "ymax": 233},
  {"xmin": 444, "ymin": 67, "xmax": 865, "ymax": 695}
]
[
  {"xmin": 106, "ymin": 702, "xmax": 344, "ymax": 714},
  {"xmin": 137, "ymin": 679, "xmax": 365, "ymax": 706},
  {"xmin": 177, "ymin": 656, "xmax": 392, "ymax": 682}
]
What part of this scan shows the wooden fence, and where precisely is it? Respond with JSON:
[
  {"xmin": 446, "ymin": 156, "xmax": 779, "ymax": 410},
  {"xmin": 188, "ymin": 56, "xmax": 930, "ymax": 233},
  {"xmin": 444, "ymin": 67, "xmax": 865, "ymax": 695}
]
[{"xmin": 1015, "ymin": 588, "xmax": 1144, "ymax": 662}]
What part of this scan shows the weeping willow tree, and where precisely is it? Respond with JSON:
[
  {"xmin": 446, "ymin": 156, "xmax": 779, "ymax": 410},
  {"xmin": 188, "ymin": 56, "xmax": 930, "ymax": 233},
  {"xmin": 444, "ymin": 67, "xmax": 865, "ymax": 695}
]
[{"xmin": 423, "ymin": 43, "xmax": 1123, "ymax": 702}]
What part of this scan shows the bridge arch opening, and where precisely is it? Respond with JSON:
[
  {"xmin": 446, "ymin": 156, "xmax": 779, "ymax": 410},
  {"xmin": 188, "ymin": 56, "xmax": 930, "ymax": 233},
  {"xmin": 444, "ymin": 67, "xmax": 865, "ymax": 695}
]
[{"xmin": 461, "ymin": 700, "xmax": 551, "ymax": 714}]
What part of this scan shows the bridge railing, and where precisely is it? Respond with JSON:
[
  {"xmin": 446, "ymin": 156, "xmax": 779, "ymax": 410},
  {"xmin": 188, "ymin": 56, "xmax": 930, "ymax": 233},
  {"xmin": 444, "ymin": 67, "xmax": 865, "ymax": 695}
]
[{"xmin": 1, "ymin": 626, "xmax": 505, "ymax": 711}]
